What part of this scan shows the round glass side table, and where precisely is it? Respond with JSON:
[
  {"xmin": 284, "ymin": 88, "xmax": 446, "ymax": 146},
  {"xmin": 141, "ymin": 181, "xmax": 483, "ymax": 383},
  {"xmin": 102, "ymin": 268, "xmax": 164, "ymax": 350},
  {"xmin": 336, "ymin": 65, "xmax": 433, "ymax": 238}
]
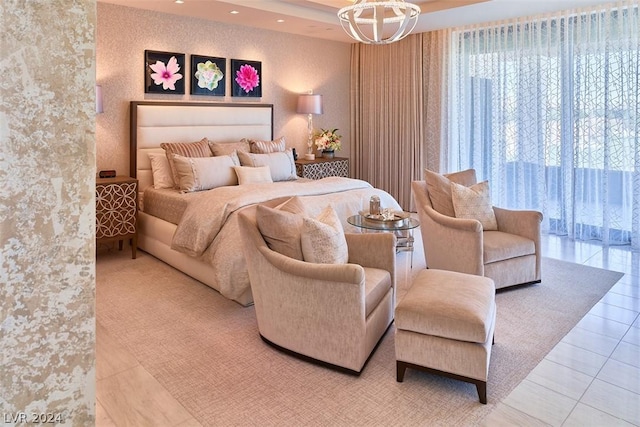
[{"xmin": 347, "ymin": 213, "xmax": 420, "ymax": 267}]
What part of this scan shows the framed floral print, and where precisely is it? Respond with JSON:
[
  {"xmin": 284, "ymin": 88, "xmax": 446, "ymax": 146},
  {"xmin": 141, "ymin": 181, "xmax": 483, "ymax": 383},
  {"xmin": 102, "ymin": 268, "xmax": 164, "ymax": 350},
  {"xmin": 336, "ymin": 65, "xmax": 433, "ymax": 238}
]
[
  {"xmin": 190, "ymin": 55, "xmax": 226, "ymax": 96},
  {"xmin": 144, "ymin": 50, "xmax": 185, "ymax": 94},
  {"xmin": 231, "ymin": 59, "xmax": 262, "ymax": 98}
]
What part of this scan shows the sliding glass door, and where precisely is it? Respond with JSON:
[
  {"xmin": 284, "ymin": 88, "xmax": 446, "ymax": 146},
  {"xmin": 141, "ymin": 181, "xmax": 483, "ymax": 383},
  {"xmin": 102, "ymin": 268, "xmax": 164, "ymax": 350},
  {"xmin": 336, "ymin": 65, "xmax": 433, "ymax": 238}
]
[{"xmin": 446, "ymin": 2, "xmax": 640, "ymax": 248}]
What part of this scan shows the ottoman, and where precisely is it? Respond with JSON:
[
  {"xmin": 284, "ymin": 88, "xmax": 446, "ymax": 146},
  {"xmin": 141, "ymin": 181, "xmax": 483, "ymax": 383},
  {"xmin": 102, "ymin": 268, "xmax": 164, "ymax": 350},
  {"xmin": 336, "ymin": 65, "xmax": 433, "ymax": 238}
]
[{"xmin": 395, "ymin": 269, "xmax": 496, "ymax": 404}]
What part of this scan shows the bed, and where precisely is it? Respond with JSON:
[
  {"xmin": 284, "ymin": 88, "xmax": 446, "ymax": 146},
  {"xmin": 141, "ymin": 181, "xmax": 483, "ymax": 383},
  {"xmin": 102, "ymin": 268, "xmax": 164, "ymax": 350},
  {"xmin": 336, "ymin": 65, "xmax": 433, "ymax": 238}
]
[{"xmin": 130, "ymin": 101, "xmax": 401, "ymax": 306}]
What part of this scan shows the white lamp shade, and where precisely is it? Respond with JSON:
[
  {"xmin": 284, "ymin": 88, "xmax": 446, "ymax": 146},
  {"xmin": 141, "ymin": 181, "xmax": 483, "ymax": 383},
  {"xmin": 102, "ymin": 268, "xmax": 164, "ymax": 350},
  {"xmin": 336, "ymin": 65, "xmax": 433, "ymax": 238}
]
[{"xmin": 296, "ymin": 94, "xmax": 323, "ymax": 115}]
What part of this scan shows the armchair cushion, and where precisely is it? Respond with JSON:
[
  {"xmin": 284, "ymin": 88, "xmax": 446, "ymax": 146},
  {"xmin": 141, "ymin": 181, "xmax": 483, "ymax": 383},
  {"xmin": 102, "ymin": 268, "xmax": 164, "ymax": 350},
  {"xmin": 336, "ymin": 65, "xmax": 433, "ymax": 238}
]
[
  {"xmin": 301, "ymin": 205, "xmax": 349, "ymax": 264},
  {"xmin": 424, "ymin": 168, "xmax": 477, "ymax": 216},
  {"xmin": 451, "ymin": 180, "xmax": 498, "ymax": 230},
  {"xmin": 363, "ymin": 267, "xmax": 392, "ymax": 317},
  {"xmin": 483, "ymin": 231, "xmax": 536, "ymax": 264}
]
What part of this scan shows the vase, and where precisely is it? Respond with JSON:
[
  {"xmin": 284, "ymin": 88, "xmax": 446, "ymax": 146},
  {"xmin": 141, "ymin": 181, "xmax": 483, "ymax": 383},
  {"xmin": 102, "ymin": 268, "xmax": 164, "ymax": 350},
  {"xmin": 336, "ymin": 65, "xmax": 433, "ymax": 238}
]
[{"xmin": 322, "ymin": 150, "xmax": 335, "ymax": 159}]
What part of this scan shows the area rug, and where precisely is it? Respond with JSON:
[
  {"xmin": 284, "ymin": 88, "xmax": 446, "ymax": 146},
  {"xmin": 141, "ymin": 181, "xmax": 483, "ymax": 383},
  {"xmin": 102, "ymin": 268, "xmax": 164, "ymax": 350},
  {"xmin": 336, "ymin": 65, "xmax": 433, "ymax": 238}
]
[{"xmin": 96, "ymin": 254, "xmax": 623, "ymax": 426}]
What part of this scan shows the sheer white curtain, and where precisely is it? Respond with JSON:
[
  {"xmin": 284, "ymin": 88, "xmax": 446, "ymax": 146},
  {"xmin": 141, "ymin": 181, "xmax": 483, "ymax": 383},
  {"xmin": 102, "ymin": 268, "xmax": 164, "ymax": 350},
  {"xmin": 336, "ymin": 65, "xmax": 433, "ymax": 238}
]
[{"xmin": 447, "ymin": 1, "xmax": 640, "ymax": 248}]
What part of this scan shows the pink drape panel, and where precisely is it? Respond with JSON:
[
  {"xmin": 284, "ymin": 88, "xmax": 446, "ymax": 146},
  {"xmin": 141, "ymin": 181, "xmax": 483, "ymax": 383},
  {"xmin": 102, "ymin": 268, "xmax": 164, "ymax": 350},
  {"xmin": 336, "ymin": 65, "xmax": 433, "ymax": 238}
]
[{"xmin": 350, "ymin": 35, "xmax": 424, "ymax": 210}]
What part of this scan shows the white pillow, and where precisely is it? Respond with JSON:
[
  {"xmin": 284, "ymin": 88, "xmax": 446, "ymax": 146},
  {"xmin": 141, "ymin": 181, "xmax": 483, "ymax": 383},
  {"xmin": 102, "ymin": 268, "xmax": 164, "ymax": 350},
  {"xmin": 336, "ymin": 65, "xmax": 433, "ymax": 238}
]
[
  {"xmin": 301, "ymin": 205, "xmax": 349, "ymax": 264},
  {"xmin": 451, "ymin": 180, "xmax": 498, "ymax": 230},
  {"xmin": 172, "ymin": 153, "xmax": 239, "ymax": 192},
  {"xmin": 237, "ymin": 150, "xmax": 297, "ymax": 182},
  {"xmin": 148, "ymin": 153, "xmax": 175, "ymax": 189},
  {"xmin": 233, "ymin": 165, "xmax": 273, "ymax": 185}
]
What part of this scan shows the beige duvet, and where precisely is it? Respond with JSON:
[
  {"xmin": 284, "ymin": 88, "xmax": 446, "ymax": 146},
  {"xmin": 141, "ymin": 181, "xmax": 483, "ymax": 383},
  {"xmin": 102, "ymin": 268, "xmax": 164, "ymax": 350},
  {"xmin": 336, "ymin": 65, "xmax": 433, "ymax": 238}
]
[{"xmin": 150, "ymin": 177, "xmax": 402, "ymax": 304}]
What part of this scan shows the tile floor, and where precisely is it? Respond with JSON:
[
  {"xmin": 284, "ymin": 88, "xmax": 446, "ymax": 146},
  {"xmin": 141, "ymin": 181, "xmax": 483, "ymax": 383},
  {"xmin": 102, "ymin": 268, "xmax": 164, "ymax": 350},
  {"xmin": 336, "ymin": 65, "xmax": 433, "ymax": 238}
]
[{"xmin": 482, "ymin": 236, "xmax": 640, "ymax": 426}]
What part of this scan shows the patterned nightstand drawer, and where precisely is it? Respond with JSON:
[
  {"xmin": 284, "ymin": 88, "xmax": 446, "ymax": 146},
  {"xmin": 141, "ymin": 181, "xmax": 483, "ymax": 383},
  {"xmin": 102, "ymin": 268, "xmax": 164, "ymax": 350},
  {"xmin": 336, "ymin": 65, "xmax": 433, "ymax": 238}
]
[
  {"xmin": 295, "ymin": 157, "xmax": 349, "ymax": 179},
  {"xmin": 96, "ymin": 176, "xmax": 138, "ymax": 258}
]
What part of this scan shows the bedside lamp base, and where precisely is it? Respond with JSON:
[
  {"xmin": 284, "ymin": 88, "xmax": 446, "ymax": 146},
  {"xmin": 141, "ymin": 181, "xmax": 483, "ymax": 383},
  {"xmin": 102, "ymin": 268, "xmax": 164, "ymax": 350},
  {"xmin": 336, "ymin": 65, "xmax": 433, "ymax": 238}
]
[{"xmin": 304, "ymin": 153, "xmax": 315, "ymax": 160}]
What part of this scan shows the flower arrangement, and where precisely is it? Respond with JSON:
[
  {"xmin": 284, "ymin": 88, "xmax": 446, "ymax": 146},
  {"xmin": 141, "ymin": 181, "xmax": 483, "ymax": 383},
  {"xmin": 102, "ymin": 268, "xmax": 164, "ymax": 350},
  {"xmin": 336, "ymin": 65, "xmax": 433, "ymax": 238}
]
[{"xmin": 314, "ymin": 128, "xmax": 342, "ymax": 152}]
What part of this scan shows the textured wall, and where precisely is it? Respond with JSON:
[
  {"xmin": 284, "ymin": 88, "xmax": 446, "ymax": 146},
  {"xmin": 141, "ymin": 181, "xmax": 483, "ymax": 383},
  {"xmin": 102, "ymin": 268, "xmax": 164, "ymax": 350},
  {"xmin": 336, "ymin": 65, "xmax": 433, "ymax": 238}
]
[
  {"xmin": 0, "ymin": 1, "xmax": 96, "ymax": 424},
  {"xmin": 96, "ymin": 3, "xmax": 352, "ymax": 176}
]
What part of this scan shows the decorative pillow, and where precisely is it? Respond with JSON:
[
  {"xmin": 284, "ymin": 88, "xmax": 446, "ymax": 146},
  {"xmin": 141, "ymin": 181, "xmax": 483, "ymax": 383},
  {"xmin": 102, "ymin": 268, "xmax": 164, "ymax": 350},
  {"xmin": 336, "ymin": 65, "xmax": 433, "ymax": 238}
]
[
  {"xmin": 148, "ymin": 153, "xmax": 175, "ymax": 189},
  {"xmin": 424, "ymin": 168, "xmax": 477, "ymax": 216},
  {"xmin": 451, "ymin": 180, "xmax": 498, "ymax": 230},
  {"xmin": 248, "ymin": 136, "xmax": 286, "ymax": 154},
  {"xmin": 161, "ymin": 138, "xmax": 212, "ymax": 188},
  {"xmin": 275, "ymin": 196, "xmax": 307, "ymax": 216},
  {"xmin": 233, "ymin": 165, "xmax": 273, "ymax": 185},
  {"xmin": 256, "ymin": 204, "xmax": 305, "ymax": 260},
  {"xmin": 237, "ymin": 150, "xmax": 297, "ymax": 182},
  {"xmin": 300, "ymin": 205, "xmax": 349, "ymax": 264},
  {"xmin": 209, "ymin": 140, "xmax": 251, "ymax": 156},
  {"xmin": 172, "ymin": 153, "xmax": 239, "ymax": 192}
]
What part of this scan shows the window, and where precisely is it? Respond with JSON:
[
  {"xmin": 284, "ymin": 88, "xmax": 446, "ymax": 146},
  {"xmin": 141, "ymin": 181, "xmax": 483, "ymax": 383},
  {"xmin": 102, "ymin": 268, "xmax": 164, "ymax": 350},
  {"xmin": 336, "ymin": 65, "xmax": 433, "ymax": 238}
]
[{"xmin": 447, "ymin": 3, "xmax": 640, "ymax": 247}]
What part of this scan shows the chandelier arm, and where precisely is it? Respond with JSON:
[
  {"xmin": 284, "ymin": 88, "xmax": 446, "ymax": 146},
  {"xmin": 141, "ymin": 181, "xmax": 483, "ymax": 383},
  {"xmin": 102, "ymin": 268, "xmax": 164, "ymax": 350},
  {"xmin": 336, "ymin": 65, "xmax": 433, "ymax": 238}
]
[
  {"xmin": 344, "ymin": 8, "xmax": 373, "ymax": 43},
  {"xmin": 388, "ymin": 7, "xmax": 417, "ymax": 42},
  {"xmin": 374, "ymin": 4, "xmax": 384, "ymax": 43}
]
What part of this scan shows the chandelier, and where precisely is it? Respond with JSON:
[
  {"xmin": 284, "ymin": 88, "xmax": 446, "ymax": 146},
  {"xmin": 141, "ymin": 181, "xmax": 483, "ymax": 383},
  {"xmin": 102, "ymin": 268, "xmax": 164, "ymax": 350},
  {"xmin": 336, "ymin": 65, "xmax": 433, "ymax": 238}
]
[{"xmin": 337, "ymin": 0, "xmax": 421, "ymax": 45}]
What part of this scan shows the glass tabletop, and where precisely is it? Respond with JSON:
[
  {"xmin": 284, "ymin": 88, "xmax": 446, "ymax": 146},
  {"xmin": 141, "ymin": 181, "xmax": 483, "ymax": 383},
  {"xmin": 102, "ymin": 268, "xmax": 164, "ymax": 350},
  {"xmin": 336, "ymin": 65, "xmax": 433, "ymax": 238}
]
[{"xmin": 347, "ymin": 214, "xmax": 420, "ymax": 231}]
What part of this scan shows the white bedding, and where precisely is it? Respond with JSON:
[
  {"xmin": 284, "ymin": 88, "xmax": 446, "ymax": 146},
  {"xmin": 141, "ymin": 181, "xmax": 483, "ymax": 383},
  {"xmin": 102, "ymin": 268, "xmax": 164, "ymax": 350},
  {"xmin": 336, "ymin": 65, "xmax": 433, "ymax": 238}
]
[
  {"xmin": 148, "ymin": 177, "xmax": 401, "ymax": 305},
  {"xmin": 130, "ymin": 102, "xmax": 403, "ymax": 306},
  {"xmin": 172, "ymin": 177, "xmax": 380, "ymax": 256}
]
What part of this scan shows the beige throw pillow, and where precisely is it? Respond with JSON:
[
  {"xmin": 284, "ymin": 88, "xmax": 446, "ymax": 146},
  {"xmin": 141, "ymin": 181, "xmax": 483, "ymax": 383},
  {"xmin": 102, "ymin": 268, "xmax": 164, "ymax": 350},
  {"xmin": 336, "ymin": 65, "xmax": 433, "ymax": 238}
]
[
  {"xmin": 209, "ymin": 140, "xmax": 251, "ymax": 156},
  {"xmin": 450, "ymin": 180, "xmax": 498, "ymax": 230},
  {"xmin": 301, "ymin": 205, "xmax": 349, "ymax": 264},
  {"xmin": 172, "ymin": 153, "xmax": 239, "ymax": 192},
  {"xmin": 275, "ymin": 196, "xmax": 307, "ymax": 215},
  {"xmin": 148, "ymin": 153, "xmax": 175, "ymax": 189},
  {"xmin": 237, "ymin": 150, "xmax": 297, "ymax": 182},
  {"xmin": 424, "ymin": 168, "xmax": 477, "ymax": 216},
  {"xmin": 233, "ymin": 165, "xmax": 273, "ymax": 185},
  {"xmin": 256, "ymin": 204, "xmax": 305, "ymax": 260},
  {"xmin": 161, "ymin": 138, "xmax": 213, "ymax": 188},
  {"xmin": 248, "ymin": 136, "xmax": 286, "ymax": 154}
]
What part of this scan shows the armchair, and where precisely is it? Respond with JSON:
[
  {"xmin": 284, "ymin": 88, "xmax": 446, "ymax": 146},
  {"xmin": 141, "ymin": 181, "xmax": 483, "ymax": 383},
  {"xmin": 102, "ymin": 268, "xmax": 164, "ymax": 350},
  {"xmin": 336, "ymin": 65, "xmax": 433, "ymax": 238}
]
[
  {"xmin": 411, "ymin": 170, "xmax": 542, "ymax": 289},
  {"xmin": 237, "ymin": 210, "xmax": 396, "ymax": 375}
]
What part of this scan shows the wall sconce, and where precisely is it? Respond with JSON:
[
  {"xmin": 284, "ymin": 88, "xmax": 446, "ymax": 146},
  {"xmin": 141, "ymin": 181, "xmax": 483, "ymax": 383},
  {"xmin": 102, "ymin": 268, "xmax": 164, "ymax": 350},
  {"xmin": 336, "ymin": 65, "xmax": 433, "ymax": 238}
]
[
  {"xmin": 95, "ymin": 85, "xmax": 104, "ymax": 114},
  {"xmin": 296, "ymin": 93, "xmax": 323, "ymax": 160}
]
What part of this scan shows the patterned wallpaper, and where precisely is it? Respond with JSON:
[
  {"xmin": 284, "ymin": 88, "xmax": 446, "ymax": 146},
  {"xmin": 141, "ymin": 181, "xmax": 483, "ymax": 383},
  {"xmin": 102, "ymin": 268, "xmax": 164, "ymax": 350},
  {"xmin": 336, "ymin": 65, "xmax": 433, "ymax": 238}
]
[
  {"xmin": 0, "ymin": 1, "xmax": 96, "ymax": 424},
  {"xmin": 96, "ymin": 3, "xmax": 352, "ymax": 176}
]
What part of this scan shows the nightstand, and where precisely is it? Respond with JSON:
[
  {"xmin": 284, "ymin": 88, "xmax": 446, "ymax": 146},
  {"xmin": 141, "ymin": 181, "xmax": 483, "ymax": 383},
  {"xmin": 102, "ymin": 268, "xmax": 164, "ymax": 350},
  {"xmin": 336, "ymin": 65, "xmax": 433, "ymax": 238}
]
[
  {"xmin": 96, "ymin": 176, "xmax": 138, "ymax": 259},
  {"xmin": 295, "ymin": 157, "xmax": 349, "ymax": 179}
]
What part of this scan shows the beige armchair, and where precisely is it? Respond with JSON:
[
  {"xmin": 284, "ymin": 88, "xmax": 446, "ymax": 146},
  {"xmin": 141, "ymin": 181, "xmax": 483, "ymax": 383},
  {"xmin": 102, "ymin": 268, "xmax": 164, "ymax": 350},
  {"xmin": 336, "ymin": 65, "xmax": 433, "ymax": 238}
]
[
  {"xmin": 237, "ymin": 210, "xmax": 396, "ymax": 375},
  {"xmin": 411, "ymin": 170, "xmax": 542, "ymax": 289}
]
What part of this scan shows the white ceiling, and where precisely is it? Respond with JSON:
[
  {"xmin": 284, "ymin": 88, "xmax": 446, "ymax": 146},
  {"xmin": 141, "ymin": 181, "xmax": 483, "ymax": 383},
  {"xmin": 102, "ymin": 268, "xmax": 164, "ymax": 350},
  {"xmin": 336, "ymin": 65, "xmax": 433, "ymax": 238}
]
[{"xmin": 98, "ymin": 0, "xmax": 612, "ymax": 43}]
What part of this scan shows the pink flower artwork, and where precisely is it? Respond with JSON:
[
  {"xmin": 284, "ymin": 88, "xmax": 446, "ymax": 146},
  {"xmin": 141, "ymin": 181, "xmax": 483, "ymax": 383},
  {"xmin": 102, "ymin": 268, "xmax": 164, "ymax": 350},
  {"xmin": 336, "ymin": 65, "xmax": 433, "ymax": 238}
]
[
  {"xmin": 235, "ymin": 64, "xmax": 260, "ymax": 93},
  {"xmin": 149, "ymin": 56, "xmax": 183, "ymax": 91}
]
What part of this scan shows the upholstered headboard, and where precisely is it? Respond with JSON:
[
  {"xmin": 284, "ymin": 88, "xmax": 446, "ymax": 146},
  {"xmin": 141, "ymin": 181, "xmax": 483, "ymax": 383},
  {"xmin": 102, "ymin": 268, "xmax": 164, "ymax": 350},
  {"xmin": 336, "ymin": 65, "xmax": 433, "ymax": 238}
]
[{"xmin": 130, "ymin": 101, "xmax": 274, "ymax": 195}]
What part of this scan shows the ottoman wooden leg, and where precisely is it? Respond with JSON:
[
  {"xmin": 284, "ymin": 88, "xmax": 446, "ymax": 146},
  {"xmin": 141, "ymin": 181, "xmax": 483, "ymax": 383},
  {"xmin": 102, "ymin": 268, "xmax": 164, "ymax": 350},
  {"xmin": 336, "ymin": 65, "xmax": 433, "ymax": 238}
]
[
  {"xmin": 476, "ymin": 381, "xmax": 487, "ymax": 404},
  {"xmin": 396, "ymin": 361, "xmax": 407, "ymax": 382}
]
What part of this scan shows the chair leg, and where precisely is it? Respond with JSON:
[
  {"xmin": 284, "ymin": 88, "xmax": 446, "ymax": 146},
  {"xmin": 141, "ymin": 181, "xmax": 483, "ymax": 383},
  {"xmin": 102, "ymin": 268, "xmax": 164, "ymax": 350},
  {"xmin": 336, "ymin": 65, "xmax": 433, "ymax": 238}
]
[
  {"xmin": 476, "ymin": 381, "xmax": 487, "ymax": 404},
  {"xmin": 396, "ymin": 361, "xmax": 407, "ymax": 382}
]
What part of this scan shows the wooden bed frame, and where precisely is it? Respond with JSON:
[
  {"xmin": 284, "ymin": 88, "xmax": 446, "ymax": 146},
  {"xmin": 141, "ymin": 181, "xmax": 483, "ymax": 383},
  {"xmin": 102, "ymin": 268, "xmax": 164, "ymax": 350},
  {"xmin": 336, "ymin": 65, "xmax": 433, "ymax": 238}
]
[{"xmin": 129, "ymin": 101, "xmax": 274, "ymax": 305}]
